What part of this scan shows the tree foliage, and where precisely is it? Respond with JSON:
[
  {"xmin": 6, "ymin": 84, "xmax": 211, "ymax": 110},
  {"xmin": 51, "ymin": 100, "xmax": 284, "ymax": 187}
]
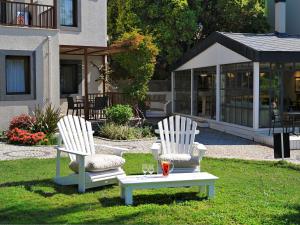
[
  {"xmin": 112, "ymin": 30, "xmax": 159, "ymax": 101},
  {"xmin": 108, "ymin": 0, "xmax": 269, "ymax": 76},
  {"xmin": 199, "ymin": 0, "xmax": 269, "ymax": 39}
]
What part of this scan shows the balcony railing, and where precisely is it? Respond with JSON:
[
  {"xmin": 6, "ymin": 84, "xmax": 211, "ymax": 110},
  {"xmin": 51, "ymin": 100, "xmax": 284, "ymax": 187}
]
[{"xmin": 0, "ymin": 0, "xmax": 56, "ymax": 29}]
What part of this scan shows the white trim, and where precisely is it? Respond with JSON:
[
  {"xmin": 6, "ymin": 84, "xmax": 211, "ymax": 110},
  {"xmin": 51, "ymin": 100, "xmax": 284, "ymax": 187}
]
[
  {"xmin": 216, "ymin": 64, "xmax": 221, "ymax": 122},
  {"xmin": 253, "ymin": 62, "xmax": 260, "ymax": 130}
]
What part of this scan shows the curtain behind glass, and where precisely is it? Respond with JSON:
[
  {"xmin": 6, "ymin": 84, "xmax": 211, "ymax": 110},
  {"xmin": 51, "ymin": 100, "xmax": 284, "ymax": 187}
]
[
  {"xmin": 60, "ymin": 0, "xmax": 74, "ymax": 26},
  {"xmin": 6, "ymin": 58, "xmax": 25, "ymax": 94}
]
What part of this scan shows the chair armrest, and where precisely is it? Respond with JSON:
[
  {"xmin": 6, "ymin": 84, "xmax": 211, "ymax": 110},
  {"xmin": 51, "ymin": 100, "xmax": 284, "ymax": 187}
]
[
  {"xmin": 151, "ymin": 142, "xmax": 161, "ymax": 160},
  {"xmin": 192, "ymin": 142, "xmax": 207, "ymax": 158},
  {"xmin": 55, "ymin": 147, "xmax": 88, "ymax": 156},
  {"xmin": 94, "ymin": 144, "xmax": 129, "ymax": 156}
]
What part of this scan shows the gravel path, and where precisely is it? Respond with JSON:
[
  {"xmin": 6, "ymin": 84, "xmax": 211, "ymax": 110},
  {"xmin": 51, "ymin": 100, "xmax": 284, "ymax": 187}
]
[{"xmin": 1, "ymin": 128, "xmax": 300, "ymax": 164}]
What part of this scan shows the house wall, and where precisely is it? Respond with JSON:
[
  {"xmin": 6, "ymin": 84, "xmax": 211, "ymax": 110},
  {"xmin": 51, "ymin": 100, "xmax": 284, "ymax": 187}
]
[
  {"xmin": 267, "ymin": 0, "xmax": 300, "ymax": 35},
  {"xmin": 0, "ymin": 26, "xmax": 59, "ymax": 130},
  {"xmin": 176, "ymin": 43, "xmax": 250, "ymax": 71},
  {"xmin": 58, "ymin": 0, "xmax": 107, "ymax": 47},
  {"xmin": 59, "ymin": 54, "xmax": 104, "ymax": 114},
  {"xmin": 7, "ymin": 0, "xmax": 107, "ymax": 46}
]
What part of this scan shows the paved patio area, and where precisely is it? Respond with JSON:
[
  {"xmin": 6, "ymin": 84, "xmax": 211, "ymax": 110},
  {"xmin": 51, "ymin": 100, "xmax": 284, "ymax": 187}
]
[{"xmin": 0, "ymin": 128, "xmax": 300, "ymax": 164}]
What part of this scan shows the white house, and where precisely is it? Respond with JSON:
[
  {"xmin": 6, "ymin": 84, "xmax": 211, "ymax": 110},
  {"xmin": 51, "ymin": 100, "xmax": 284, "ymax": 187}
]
[
  {"xmin": 0, "ymin": 0, "xmax": 109, "ymax": 129},
  {"xmin": 171, "ymin": 0, "xmax": 300, "ymax": 145}
]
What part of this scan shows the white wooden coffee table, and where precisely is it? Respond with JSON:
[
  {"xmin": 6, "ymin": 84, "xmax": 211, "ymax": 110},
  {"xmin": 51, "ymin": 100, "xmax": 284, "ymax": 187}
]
[{"xmin": 117, "ymin": 172, "xmax": 218, "ymax": 205}]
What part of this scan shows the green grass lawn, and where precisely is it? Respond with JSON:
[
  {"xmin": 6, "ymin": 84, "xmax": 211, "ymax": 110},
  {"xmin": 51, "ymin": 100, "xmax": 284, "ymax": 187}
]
[{"xmin": 0, "ymin": 154, "xmax": 299, "ymax": 225}]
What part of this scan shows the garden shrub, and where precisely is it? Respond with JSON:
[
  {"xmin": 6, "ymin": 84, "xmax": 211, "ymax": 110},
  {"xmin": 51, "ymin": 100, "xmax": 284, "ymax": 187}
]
[
  {"xmin": 32, "ymin": 104, "xmax": 61, "ymax": 135},
  {"xmin": 9, "ymin": 114, "xmax": 36, "ymax": 131},
  {"xmin": 105, "ymin": 104, "xmax": 133, "ymax": 125},
  {"xmin": 99, "ymin": 123, "xmax": 154, "ymax": 140},
  {"xmin": 6, "ymin": 128, "xmax": 47, "ymax": 146}
]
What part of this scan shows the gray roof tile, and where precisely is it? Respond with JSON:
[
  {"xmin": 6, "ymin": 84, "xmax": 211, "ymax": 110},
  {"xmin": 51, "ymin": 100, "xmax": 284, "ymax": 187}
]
[{"xmin": 220, "ymin": 32, "xmax": 300, "ymax": 52}]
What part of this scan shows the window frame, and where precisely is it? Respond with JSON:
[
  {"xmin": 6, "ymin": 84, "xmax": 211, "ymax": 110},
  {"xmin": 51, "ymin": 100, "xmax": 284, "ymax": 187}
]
[
  {"xmin": 59, "ymin": 0, "xmax": 81, "ymax": 31},
  {"xmin": 0, "ymin": 51, "xmax": 35, "ymax": 101}
]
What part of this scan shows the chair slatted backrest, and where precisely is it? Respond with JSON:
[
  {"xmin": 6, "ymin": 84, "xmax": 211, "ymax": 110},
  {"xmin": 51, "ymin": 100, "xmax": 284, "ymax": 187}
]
[
  {"xmin": 57, "ymin": 115, "xmax": 95, "ymax": 161},
  {"xmin": 158, "ymin": 115, "xmax": 198, "ymax": 155}
]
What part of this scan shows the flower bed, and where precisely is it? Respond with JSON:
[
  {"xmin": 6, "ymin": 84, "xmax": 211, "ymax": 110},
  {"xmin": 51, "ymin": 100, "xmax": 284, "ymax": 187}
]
[
  {"xmin": 5, "ymin": 104, "xmax": 61, "ymax": 146},
  {"xmin": 6, "ymin": 128, "xmax": 47, "ymax": 146}
]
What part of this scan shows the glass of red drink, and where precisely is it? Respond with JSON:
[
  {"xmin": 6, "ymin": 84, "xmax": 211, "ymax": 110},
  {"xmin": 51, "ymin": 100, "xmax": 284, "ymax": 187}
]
[{"xmin": 160, "ymin": 161, "xmax": 174, "ymax": 176}]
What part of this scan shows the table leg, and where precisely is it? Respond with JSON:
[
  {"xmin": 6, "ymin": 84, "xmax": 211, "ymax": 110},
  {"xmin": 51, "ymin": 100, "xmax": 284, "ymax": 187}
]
[
  {"xmin": 199, "ymin": 185, "xmax": 206, "ymax": 195},
  {"xmin": 124, "ymin": 187, "xmax": 133, "ymax": 205},
  {"xmin": 207, "ymin": 184, "xmax": 215, "ymax": 199}
]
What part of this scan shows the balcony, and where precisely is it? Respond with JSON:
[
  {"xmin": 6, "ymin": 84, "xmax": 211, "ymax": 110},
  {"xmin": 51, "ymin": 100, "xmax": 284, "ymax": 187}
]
[{"xmin": 0, "ymin": 0, "xmax": 56, "ymax": 29}]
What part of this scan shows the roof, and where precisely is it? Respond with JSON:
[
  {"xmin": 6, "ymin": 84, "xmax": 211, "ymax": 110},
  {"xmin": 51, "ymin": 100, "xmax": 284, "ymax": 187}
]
[
  {"xmin": 60, "ymin": 40, "xmax": 134, "ymax": 56},
  {"xmin": 173, "ymin": 31, "xmax": 300, "ymax": 70}
]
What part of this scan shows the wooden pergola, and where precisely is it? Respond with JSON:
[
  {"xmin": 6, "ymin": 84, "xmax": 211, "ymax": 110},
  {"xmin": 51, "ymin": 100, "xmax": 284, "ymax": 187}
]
[{"xmin": 60, "ymin": 41, "xmax": 131, "ymax": 119}]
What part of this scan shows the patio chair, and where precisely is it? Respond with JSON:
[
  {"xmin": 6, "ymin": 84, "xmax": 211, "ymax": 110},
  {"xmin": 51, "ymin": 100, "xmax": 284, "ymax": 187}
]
[
  {"xmin": 151, "ymin": 115, "xmax": 207, "ymax": 173},
  {"xmin": 269, "ymin": 110, "xmax": 293, "ymax": 135},
  {"xmin": 54, "ymin": 115, "xmax": 127, "ymax": 193},
  {"xmin": 91, "ymin": 96, "xmax": 108, "ymax": 119},
  {"xmin": 66, "ymin": 97, "xmax": 84, "ymax": 116}
]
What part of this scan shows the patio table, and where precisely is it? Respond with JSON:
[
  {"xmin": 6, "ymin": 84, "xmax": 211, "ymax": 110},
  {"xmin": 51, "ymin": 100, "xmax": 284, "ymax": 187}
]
[{"xmin": 117, "ymin": 172, "xmax": 218, "ymax": 205}]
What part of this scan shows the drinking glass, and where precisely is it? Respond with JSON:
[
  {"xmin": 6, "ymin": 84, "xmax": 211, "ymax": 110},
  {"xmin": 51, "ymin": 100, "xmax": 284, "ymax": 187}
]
[
  {"xmin": 142, "ymin": 164, "xmax": 148, "ymax": 176},
  {"xmin": 148, "ymin": 164, "xmax": 154, "ymax": 175}
]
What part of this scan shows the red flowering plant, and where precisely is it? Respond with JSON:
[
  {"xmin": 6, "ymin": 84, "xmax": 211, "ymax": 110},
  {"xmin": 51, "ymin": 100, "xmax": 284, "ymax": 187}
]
[{"xmin": 6, "ymin": 128, "xmax": 47, "ymax": 146}]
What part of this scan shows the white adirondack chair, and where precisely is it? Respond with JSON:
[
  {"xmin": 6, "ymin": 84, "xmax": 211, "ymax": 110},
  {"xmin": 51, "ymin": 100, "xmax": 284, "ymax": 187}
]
[
  {"xmin": 151, "ymin": 115, "xmax": 207, "ymax": 173},
  {"xmin": 54, "ymin": 115, "xmax": 127, "ymax": 193}
]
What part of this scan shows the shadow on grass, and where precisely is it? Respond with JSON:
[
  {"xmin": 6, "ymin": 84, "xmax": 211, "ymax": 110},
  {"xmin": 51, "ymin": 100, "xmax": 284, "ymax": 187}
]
[
  {"xmin": 0, "ymin": 203, "xmax": 159, "ymax": 224},
  {"xmin": 99, "ymin": 191, "xmax": 207, "ymax": 207},
  {"xmin": 0, "ymin": 179, "xmax": 116, "ymax": 197},
  {"xmin": 272, "ymin": 203, "xmax": 300, "ymax": 224}
]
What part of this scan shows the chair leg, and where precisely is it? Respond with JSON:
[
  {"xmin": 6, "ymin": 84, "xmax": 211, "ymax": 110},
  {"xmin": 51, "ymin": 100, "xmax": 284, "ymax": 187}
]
[{"xmin": 77, "ymin": 155, "xmax": 86, "ymax": 193}]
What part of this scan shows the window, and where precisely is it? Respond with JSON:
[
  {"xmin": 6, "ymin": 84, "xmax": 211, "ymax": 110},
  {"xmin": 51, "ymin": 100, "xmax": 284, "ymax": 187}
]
[
  {"xmin": 174, "ymin": 70, "xmax": 191, "ymax": 115},
  {"xmin": 60, "ymin": 0, "xmax": 77, "ymax": 27},
  {"xmin": 220, "ymin": 63, "xmax": 253, "ymax": 127},
  {"xmin": 5, "ymin": 56, "xmax": 30, "ymax": 95},
  {"xmin": 193, "ymin": 66, "xmax": 216, "ymax": 119},
  {"xmin": 259, "ymin": 62, "xmax": 300, "ymax": 128},
  {"xmin": 60, "ymin": 60, "xmax": 81, "ymax": 96}
]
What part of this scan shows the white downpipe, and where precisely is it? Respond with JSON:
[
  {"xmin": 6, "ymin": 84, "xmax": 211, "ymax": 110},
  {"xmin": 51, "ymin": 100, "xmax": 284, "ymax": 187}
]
[
  {"xmin": 191, "ymin": 69, "xmax": 194, "ymax": 116},
  {"xmin": 47, "ymin": 36, "xmax": 52, "ymax": 103},
  {"xmin": 171, "ymin": 72, "xmax": 175, "ymax": 113},
  {"xmin": 253, "ymin": 62, "xmax": 260, "ymax": 130},
  {"xmin": 216, "ymin": 64, "xmax": 221, "ymax": 121}
]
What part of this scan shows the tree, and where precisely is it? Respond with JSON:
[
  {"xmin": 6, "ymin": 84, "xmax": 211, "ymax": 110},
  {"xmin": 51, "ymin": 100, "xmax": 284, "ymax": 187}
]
[
  {"xmin": 108, "ymin": 0, "xmax": 202, "ymax": 78},
  {"xmin": 111, "ymin": 30, "xmax": 159, "ymax": 101},
  {"xmin": 108, "ymin": 0, "xmax": 269, "ymax": 77},
  {"xmin": 199, "ymin": 0, "xmax": 269, "ymax": 39}
]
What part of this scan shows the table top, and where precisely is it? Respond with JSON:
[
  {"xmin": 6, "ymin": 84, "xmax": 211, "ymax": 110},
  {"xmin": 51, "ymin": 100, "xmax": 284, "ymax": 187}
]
[{"xmin": 118, "ymin": 172, "xmax": 218, "ymax": 185}]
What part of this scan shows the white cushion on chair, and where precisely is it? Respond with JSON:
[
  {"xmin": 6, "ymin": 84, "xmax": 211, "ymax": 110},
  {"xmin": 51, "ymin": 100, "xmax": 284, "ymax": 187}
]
[
  {"xmin": 69, "ymin": 154, "xmax": 125, "ymax": 173},
  {"xmin": 159, "ymin": 154, "xmax": 191, "ymax": 161},
  {"xmin": 159, "ymin": 154, "xmax": 199, "ymax": 168}
]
